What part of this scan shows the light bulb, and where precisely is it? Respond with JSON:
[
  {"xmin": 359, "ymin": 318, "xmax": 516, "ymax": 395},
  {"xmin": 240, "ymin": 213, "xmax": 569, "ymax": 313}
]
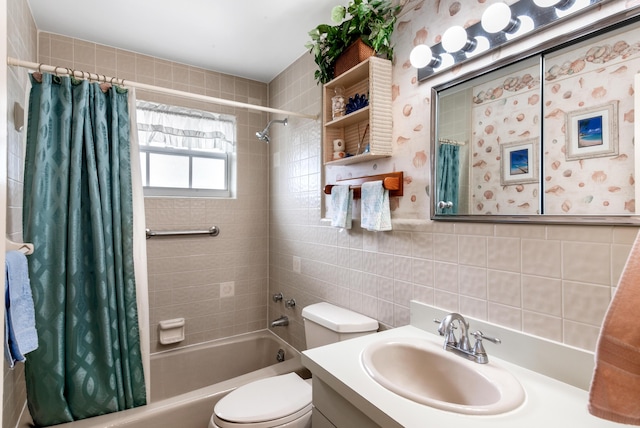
[
  {"xmin": 433, "ymin": 53, "xmax": 455, "ymax": 71},
  {"xmin": 442, "ymin": 26, "xmax": 476, "ymax": 53},
  {"xmin": 481, "ymin": 2, "xmax": 520, "ymax": 34},
  {"xmin": 505, "ymin": 15, "xmax": 534, "ymax": 40},
  {"xmin": 466, "ymin": 36, "xmax": 491, "ymax": 58},
  {"xmin": 532, "ymin": 0, "xmax": 574, "ymax": 9},
  {"xmin": 410, "ymin": 44, "xmax": 440, "ymax": 68}
]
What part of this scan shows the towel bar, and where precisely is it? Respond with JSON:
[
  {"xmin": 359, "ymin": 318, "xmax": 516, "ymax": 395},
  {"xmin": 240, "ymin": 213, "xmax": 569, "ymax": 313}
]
[
  {"xmin": 145, "ymin": 226, "xmax": 220, "ymax": 239},
  {"xmin": 5, "ymin": 239, "xmax": 34, "ymax": 255},
  {"xmin": 324, "ymin": 171, "xmax": 404, "ymax": 199}
]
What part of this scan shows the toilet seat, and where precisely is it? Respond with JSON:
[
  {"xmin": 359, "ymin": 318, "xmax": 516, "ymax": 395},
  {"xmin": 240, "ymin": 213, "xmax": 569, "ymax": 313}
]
[{"xmin": 213, "ymin": 373, "xmax": 312, "ymax": 428}]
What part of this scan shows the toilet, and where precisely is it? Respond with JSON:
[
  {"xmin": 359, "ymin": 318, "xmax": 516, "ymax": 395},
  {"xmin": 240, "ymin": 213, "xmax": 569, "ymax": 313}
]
[{"xmin": 209, "ymin": 302, "xmax": 378, "ymax": 428}]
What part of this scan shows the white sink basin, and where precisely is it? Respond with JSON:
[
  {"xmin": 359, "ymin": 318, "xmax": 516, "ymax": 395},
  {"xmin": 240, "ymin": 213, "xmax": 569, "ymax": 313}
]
[{"xmin": 361, "ymin": 337, "xmax": 525, "ymax": 415}]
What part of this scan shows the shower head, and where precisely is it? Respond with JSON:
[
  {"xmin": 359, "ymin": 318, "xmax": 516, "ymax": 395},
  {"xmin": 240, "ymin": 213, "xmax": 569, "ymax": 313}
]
[{"xmin": 255, "ymin": 118, "xmax": 288, "ymax": 143}]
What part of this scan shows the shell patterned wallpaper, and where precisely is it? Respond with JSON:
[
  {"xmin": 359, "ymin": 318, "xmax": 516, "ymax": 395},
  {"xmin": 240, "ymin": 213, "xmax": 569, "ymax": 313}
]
[
  {"xmin": 470, "ymin": 63, "xmax": 541, "ymax": 215},
  {"xmin": 542, "ymin": 25, "xmax": 640, "ymax": 215}
]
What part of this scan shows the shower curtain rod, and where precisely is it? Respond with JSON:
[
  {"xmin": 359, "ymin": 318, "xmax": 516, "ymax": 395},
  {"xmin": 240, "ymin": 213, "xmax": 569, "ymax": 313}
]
[{"xmin": 6, "ymin": 57, "xmax": 319, "ymax": 120}]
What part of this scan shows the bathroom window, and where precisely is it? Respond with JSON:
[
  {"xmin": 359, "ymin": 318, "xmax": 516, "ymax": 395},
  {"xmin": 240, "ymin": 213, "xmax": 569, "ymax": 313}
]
[{"xmin": 136, "ymin": 101, "xmax": 236, "ymax": 197}]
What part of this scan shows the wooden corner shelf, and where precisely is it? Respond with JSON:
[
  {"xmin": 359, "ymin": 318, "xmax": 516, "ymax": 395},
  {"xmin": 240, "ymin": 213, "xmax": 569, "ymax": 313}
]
[{"xmin": 322, "ymin": 57, "xmax": 393, "ymax": 165}]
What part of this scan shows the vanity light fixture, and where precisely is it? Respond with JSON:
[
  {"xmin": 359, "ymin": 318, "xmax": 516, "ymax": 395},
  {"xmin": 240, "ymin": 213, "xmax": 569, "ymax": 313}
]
[
  {"xmin": 413, "ymin": 0, "xmax": 603, "ymax": 81},
  {"xmin": 409, "ymin": 44, "xmax": 441, "ymax": 68},
  {"xmin": 442, "ymin": 26, "xmax": 477, "ymax": 53},
  {"xmin": 554, "ymin": 0, "xmax": 591, "ymax": 18},
  {"xmin": 532, "ymin": 0, "xmax": 574, "ymax": 10},
  {"xmin": 481, "ymin": 2, "xmax": 521, "ymax": 34}
]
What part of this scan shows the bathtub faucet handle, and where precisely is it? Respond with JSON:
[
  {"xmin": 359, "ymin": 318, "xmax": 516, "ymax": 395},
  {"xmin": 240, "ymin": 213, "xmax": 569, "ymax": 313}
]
[
  {"xmin": 285, "ymin": 298, "xmax": 296, "ymax": 309},
  {"xmin": 272, "ymin": 292, "xmax": 283, "ymax": 302}
]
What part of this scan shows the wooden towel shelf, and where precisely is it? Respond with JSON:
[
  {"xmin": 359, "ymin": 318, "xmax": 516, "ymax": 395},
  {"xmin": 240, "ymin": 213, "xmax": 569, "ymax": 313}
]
[{"xmin": 323, "ymin": 171, "xmax": 404, "ymax": 199}]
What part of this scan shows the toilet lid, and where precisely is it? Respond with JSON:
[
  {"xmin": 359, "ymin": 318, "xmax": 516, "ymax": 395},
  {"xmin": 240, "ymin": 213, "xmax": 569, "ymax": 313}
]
[{"xmin": 214, "ymin": 373, "xmax": 311, "ymax": 424}]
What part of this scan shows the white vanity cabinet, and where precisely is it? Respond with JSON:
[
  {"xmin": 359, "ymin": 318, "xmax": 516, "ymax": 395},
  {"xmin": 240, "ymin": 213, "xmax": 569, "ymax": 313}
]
[{"xmin": 311, "ymin": 377, "xmax": 392, "ymax": 428}]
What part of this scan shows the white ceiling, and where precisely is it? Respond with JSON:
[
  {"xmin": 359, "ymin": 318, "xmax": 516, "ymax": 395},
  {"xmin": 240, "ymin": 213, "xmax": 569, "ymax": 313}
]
[{"xmin": 27, "ymin": 0, "xmax": 350, "ymax": 83}]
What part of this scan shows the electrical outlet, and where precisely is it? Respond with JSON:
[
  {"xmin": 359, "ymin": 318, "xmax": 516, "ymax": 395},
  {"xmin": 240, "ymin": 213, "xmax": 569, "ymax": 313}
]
[
  {"xmin": 220, "ymin": 281, "xmax": 235, "ymax": 298},
  {"xmin": 293, "ymin": 256, "xmax": 301, "ymax": 273}
]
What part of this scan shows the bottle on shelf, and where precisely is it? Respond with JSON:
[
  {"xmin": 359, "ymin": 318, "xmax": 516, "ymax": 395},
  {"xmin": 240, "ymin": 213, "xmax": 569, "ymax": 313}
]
[{"xmin": 331, "ymin": 86, "xmax": 346, "ymax": 119}]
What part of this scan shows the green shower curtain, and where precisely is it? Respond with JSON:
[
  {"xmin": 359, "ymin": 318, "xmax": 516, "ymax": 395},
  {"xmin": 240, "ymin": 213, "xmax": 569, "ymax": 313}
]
[
  {"xmin": 436, "ymin": 143, "xmax": 460, "ymax": 214},
  {"xmin": 22, "ymin": 73, "xmax": 147, "ymax": 426}
]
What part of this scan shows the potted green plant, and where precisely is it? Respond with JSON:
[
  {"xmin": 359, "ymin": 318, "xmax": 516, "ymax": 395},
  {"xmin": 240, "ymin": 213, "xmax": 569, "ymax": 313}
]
[{"xmin": 306, "ymin": 0, "xmax": 401, "ymax": 85}]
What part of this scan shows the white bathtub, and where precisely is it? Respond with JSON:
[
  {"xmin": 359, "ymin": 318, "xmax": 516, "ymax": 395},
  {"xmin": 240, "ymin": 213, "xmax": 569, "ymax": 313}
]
[{"xmin": 20, "ymin": 330, "xmax": 305, "ymax": 428}]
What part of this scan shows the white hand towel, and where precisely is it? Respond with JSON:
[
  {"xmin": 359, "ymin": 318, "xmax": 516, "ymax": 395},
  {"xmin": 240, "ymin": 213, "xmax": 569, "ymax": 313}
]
[
  {"xmin": 330, "ymin": 185, "xmax": 353, "ymax": 229},
  {"xmin": 361, "ymin": 181, "xmax": 392, "ymax": 231}
]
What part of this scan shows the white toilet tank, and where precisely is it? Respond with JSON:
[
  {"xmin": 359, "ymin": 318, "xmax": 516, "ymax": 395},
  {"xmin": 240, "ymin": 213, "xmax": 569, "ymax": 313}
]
[{"xmin": 301, "ymin": 302, "xmax": 378, "ymax": 349}]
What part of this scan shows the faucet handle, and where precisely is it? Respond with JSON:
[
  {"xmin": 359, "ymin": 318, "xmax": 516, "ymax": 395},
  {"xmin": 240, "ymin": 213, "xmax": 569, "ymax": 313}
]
[
  {"xmin": 472, "ymin": 330, "xmax": 501, "ymax": 345},
  {"xmin": 435, "ymin": 317, "xmax": 458, "ymax": 347},
  {"xmin": 471, "ymin": 331, "xmax": 500, "ymax": 364}
]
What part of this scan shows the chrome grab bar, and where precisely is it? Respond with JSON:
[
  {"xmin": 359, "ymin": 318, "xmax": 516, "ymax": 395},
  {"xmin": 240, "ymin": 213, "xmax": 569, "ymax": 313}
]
[{"xmin": 145, "ymin": 226, "xmax": 219, "ymax": 239}]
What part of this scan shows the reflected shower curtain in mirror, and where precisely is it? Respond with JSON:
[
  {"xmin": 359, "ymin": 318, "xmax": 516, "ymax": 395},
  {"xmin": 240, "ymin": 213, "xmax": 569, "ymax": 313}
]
[
  {"xmin": 22, "ymin": 73, "xmax": 147, "ymax": 426},
  {"xmin": 436, "ymin": 143, "xmax": 460, "ymax": 214}
]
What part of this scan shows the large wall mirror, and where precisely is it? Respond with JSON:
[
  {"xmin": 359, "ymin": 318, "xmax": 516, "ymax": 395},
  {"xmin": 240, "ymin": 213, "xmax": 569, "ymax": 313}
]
[{"xmin": 432, "ymin": 14, "xmax": 640, "ymax": 224}]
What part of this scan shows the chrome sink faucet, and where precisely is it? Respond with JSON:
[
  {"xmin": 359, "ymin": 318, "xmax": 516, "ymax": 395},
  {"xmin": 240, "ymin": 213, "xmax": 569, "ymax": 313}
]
[{"xmin": 435, "ymin": 313, "xmax": 501, "ymax": 364}]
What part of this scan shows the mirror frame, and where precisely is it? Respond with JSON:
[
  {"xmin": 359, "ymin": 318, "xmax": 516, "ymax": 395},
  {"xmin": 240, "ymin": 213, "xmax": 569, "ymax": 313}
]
[{"xmin": 430, "ymin": 6, "xmax": 640, "ymax": 225}]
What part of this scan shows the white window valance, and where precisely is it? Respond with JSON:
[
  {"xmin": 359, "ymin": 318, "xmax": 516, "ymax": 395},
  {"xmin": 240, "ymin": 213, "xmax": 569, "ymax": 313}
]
[{"xmin": 136, "ymin": 101, "xmax": 236, "ymax": 153}]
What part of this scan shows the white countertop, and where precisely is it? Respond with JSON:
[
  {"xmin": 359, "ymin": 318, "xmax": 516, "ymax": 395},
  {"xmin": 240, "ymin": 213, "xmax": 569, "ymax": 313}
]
[{"xmin": 302, "ymin": 323, "xmax": 626, "ymax": 428}]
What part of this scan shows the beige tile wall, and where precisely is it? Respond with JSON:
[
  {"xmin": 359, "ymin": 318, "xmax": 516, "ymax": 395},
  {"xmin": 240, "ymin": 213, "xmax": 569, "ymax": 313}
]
[
  {"xmin": 5, "ymin": 0, "xmax": 36, "ymax": 425},
  {"xmin": 38, "ymin": 32, "xmax": 271, "ymax": 353},
  {"xmin": 267, "ymin": 44, "xmax": 639, "ymax": 354}
]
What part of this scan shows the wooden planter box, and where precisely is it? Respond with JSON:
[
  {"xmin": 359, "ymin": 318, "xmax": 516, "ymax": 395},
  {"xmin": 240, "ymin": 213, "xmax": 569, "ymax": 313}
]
[{"xmin": 334, "ymin": 39, "xmax": 375, "ymax": 78}]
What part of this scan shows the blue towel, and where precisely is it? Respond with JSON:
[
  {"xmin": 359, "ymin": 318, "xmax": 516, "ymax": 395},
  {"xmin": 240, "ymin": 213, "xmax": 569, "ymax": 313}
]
[
  {"xmin": 361, "ymin": 181, "xmax": 392, "ymax": 231},
  {"xmin": 4, "ymin": 251, "xmax": 38, "ymax": 368},
  {"xmin": 331, "ymin": 185, "xmax": 353, "ymax": 229}
]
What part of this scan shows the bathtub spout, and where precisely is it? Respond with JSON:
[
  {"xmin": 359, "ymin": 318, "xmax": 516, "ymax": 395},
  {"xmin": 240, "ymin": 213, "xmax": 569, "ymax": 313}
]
[{"xmin": 271, "ymin": 315, "xmax": 289, "ymax": 327}]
